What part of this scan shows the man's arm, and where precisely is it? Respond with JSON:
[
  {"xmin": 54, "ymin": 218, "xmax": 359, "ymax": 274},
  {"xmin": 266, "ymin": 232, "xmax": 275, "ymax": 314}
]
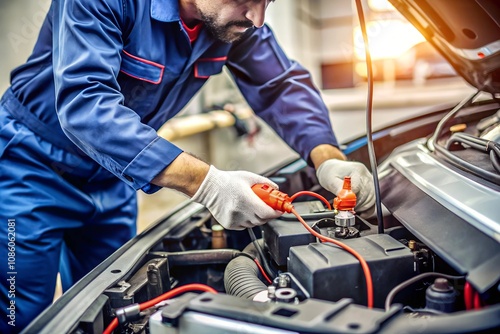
[
  {"xmin": 53, "ymin": 0, "xmax": 183, "ymax": 194},
  {"xmin": 152, "ymin": 153, "xmax": 283, "ymax": 230},
  {"xmin": 226, "ymin": 25, "xmax": 340, "ymax": 165},
  {"xmin": 151, "ymin": 153, "xmax": 209, "ymax": 197},
  {"xmin": 309, "ymin": 144, "xmax": 346, "ymax": 169}
]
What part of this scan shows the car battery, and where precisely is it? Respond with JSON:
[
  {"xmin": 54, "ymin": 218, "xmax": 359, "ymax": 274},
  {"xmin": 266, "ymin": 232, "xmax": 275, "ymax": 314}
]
[
  {"xmin": 288, "ymin": 234, "xmax": 415, "ymax": 308},
  {"xmin": 262, "ymin": 200, "xmax": 334, "ymax": 267}
]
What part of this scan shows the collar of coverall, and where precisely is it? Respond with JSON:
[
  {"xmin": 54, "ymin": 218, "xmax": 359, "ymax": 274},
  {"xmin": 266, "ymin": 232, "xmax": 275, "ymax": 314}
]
[{"xmin": 150, "ymin": 0, "xmax": 181, "ymax": 22}]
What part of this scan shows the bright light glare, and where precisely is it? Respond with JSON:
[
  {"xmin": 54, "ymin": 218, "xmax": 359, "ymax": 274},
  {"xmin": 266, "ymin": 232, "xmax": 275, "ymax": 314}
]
[
  {"xmin": 368, "ymin": 0, "xmax": 395, "ymax": 11},
  {"xmin": 353, "ymin": 20, "xmax": 425, "ymax": 61}
]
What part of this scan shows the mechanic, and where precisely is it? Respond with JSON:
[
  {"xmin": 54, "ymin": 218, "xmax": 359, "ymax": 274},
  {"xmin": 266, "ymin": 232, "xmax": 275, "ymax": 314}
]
[{"xmin": 0, "ymin": 0, "xmax": 375, "ymax": 332}]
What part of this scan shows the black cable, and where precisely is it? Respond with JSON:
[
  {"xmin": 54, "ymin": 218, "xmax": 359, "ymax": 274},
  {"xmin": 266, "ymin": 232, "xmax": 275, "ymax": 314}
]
[
  {"xmin": 451, "ymin": 132, "xmax": 488, "ymax": 147},
  {"xmin": 434, "ymin": 144, "xmax": 500, "ymax": 184},
  {"xmin": 354, "ymin": 0, "xmax": 383, "ymax": 234},
  {"xmin": 247, "ymin": 228, "xmax": 275, "ymax": 278},
  {"xmin": 385, "ymin": 272, "xmax": 465, "ymax": 311},
  {"xmin": 464, "ymin": 133, "xmax": 490, "ymax": 146},
  {"xmin": 491, "ymin": 146, "xmax": 500, "ymax": 173},
  {"xmin": 429, "ymin": 91, "xmax": 482, "ymax": 151},
  {"xmin": 442, "ymin": 132, "xmax": 500, "ymax": 180},
  {"xmin": 446, "ymin": 132, "xmax": 488, "ymax": 151}
]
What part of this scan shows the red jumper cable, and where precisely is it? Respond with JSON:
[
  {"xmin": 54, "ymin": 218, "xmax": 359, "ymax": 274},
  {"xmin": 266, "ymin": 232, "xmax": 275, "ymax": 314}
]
[{"xmin": 251, "ymin": 182, "xmax": 374, "ymax": 308}]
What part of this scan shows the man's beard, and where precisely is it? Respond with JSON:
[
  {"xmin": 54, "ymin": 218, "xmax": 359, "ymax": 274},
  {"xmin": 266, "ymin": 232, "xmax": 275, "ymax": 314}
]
[{"xmin": 200, "ymin": 12, "xmax": 254, "ymax": 43}]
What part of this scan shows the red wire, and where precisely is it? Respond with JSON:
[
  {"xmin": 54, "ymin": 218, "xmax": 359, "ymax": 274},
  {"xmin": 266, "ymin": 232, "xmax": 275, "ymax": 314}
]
[
  {"xmin": 291, "ymin": 208, "xmax": 374, "ymax": 308},
  {"xmin": 103, "ymin": 318, "xmax": 118, "ymax": 334},
  {"xmin": 103, "ymin": 283, "xmax": 217, "ymax": 334},
  {"xmin": 473, "ymin": 289, "xmax": 482, "ymax": 309},
  {"xmin": 465, "ymin": 282, "xmax": 484, "ymax": 310},
  {"xmin": 464, "ymin": 282, "xmax": 473, "ymax": 310},
  {"xmin": 139, "ymin": 283, "xmax": 217, "ymax": 310},
  {"xmin": 254, "ymin": 258, "xmax": 273, "ymax": 284},
  {"xmin": 289, "ymin": 191, "xmax": 332, "ymax": 210}
]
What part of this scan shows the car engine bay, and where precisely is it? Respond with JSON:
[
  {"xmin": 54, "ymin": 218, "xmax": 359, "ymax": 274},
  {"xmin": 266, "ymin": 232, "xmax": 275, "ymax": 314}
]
[{"xmin": 23, "ymin": 94, "xmax": 500, "ymax": 334}]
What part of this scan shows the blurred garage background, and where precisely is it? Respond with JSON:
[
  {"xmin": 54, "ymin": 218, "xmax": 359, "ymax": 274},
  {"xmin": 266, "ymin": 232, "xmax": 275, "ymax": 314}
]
[{"xmin": 0, "ymin": 0, "xmax": 475, "ymax": 234}]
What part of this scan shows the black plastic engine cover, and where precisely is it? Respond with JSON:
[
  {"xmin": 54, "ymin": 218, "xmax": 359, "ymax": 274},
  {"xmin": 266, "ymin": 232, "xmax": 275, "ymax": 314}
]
[
  {"xmin": 262, "ymin": 200, "xmax": 337, "ymax": 266},
  {"xmin": 288, "ymin": 234, "xmax": 415, "ymax": 308},
  {"xmin": 262, "ymin": 218, "xmax": 316, "ymax": 267}
]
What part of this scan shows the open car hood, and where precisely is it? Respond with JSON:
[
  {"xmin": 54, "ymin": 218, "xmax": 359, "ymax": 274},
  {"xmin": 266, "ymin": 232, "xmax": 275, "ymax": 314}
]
[{"xmin": 389, "ymin": 0, "xmax": 500, "ymax": 94}]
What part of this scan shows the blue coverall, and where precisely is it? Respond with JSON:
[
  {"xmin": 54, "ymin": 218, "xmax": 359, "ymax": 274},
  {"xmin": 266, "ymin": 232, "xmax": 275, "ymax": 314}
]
[{"xmin": 0, "ymin": 0, "xmax": 338, "ymax": 332}]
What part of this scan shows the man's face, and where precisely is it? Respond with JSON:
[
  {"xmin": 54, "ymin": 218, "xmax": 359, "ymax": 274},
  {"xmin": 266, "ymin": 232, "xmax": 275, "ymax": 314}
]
[{"xmin": 194, "ymin": 0, "xmax": 273, "ymax": 43}]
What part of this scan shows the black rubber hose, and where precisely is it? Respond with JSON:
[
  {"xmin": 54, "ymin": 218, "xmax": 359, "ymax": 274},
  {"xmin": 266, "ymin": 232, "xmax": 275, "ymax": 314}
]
[
  {"xmin": 429, "ymin": 91, "xmax": 481, "ymax": 151},
  {"xmin": 490, "ymin": 144, "xmax": 500, "ymax": 173},
  {"xmin": 434, "ymin": 144, "xmax": 500, "ymax": 184},
  {"xmin": 440, "ymin": 132, "xmax": 500, "ymax": 180},
  {"xmin": 224, "ymin": 242, "xmax": 268, "ymax": 299},
  {"xmin": 446, "ymin": 133, "xmax": 488, "ymax": 151},
  {"xmin": 149, "ymin": 249, "xmax": 241, "ymax": 266}
]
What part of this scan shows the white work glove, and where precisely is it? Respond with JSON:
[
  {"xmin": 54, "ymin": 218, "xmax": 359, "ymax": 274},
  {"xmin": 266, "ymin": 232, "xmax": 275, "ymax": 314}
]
[
  {"xmin": 191, "ymin": 165, "xmax": 283, "ymax": 230},
  {"xmin": 316, "ymin": 159, "xmax": 375, "ymax": 213}
]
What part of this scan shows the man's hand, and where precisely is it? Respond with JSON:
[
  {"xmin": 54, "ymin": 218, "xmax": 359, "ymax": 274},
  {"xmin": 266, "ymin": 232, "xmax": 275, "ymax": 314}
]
[
  {"xmin": 316, "ymin": 159, "xmax": 375, "ymax": 213},
  {"xmin": 309, "ymin": 144, "xmax": 375, "ymax": 213},
  {"xmin": 191, "ymin": 165, "xmax": 282, "ymax": 230}
]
